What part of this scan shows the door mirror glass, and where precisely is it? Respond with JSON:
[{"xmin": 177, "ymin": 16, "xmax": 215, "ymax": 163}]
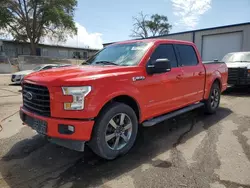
[{"xmin": 146, "ymin": 58, "xmax": 171, "ymax": 74}]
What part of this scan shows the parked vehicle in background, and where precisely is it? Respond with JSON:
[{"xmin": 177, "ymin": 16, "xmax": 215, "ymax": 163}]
[
  {"xmin": 222, "ymin": 52, "xmax": 250, "ymax": 86},
  {"xmin": 11, "ymin": 64, "xmax": 72, "ymax": 84},
  {"xmin": 20, "ymin": 39, "xmax": 228, "ymax": 160}
]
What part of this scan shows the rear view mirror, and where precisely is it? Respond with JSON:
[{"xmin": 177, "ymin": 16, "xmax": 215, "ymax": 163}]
[{"xmin": 146, "ymin": 58, "xmax": 171, "ymax": 74}]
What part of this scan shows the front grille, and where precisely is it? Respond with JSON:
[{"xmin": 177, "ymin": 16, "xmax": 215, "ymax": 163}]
[
  {"xmin": 228, "ymin": 68, "xmax": 248, "ymax": 84},
  {"xmin": 22, "ymin": 83, "xmax": 51, "ymax": 116}
]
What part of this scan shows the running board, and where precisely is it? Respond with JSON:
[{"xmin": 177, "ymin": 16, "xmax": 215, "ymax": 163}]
[{"xmin": 142, "ymin": 103, "xmax": 204, "ymax": 127}]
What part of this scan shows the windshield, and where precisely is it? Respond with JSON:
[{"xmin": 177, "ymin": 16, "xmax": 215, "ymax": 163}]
[
  {"xmin": 222, "ymin": 52, "xmax": 250, "ymax": 63},
  {"xmin": 87, "ymin": 42, "xmax": 153, "ymax": 66},
  {"xmin": 33, "ymin": 65, "xmax": 43, "ymax": 71}
]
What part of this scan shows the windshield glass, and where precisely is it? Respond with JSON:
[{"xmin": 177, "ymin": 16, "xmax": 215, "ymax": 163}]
[
  {"xmin": 33, "ymin": 65, "xmax": 43, "ymax": 71},
  {"xmin": 222, "ymin": 52, "xmax": 250, "ymax": 62},
  {"xmin": 87, "ymin": 42, "xmax": 153, "ymax": 66}
]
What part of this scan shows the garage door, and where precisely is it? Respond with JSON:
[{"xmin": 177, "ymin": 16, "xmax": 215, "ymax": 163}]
[{"xmin": 202, "ymin": 32, "xmax": 243, "ymax": 61}]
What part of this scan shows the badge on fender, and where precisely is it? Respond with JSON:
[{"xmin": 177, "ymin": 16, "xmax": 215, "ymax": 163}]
[{"xmin": 132, "ymin": 76, "xmax": 145, "ymax": 81}]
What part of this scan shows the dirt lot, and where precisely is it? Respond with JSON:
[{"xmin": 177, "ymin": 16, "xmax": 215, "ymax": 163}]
[{"xmin": 0, "ymin": 75, "xmax": 250, "ymax": 188}]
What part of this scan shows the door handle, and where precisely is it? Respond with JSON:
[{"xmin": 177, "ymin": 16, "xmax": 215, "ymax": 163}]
[
  {"xmin": 176, "ymin": 74, "xmax": 183, "ymax": 79},
  {"xmin": 198, "ymin": 72, "xmax": 204, "ymax": 76}
]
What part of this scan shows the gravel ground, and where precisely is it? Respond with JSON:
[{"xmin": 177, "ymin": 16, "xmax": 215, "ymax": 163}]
[{"xmin": 0, "ymin": 75, "xmax": 249, "ymax": 188}]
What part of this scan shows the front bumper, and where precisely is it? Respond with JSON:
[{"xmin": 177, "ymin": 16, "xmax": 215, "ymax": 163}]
[
  {"xmin": 11, "ymin": 75, "xmax": 22, "ymax": 83},
  {"xmin": 20, "ymin": 107, "xmax": 95, "ymax": 151}
]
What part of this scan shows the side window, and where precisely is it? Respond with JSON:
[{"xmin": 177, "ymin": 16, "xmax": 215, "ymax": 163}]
[
  {"xmin": 149, "ymin": 44, "xmax": 178, "ymax": 68},
  {"xmin": 175, "ymin": 44, "xmax": 198, "ymax": 66}
]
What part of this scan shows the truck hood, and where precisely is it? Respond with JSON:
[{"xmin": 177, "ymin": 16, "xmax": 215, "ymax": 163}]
[
  {"xmin": 24, "ymin": 65, "xmax": 140, "ymax": 86},
  {"xmin": 13, "ymin": 70, "xmax": 34, "ymax": 76},
  {"xmin": 226, "ymin": 62, "xmax": 250, "ymax": 69}
]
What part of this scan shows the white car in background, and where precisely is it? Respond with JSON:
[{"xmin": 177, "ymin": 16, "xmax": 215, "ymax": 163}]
[
  {"xmin": 11, "ymin": 64, "xmax": 71, "ymax": 84},
  {"xmin": 222, "ymin": 52, "xmax": 250, "ymax": 86}
]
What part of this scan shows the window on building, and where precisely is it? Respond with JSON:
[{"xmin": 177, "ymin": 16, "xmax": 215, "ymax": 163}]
[{"xmin": 73, "ymin": 51, "xmax": 81, "ymax": 59}]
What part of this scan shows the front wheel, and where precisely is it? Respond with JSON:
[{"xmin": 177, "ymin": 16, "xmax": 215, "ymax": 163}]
[
  {"xmin": 204, "ymin": 82, "xmax": 221, "ymax": 114},
  {"xmin": 89, "ymin": 102, "xmax": 138, "ymax": 160}
]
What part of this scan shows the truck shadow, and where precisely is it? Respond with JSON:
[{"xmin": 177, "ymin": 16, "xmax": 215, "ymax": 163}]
[
  {"xmin": 8, "ymin": 83, "xmax": 21, "ymax": 86},
  {"xmin": 223, "ymin": 86, "xmax": 250, "ymax": 97},
  {"xmin": 0, "ymin": 107, "xmax": 232, "ymax": 188}
]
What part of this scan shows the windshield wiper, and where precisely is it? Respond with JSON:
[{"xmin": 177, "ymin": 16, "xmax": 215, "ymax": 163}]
[{"xmin": 95, "ymin": 61, "xmax": 119, "ymax": 66}]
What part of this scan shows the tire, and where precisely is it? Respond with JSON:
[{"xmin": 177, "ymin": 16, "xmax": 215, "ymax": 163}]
[
  {"xmin": 89, "ymin": 102, "xmax": 138, "ymax": 160},
  {"xmin": 204, "ymin": 82, "xmax": 221, "ymax": 114}
]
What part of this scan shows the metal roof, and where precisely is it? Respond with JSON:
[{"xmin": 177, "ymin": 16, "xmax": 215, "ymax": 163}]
[{"xmin": 0, "ymin": 39, "xmax": 100, "ymax": 51}]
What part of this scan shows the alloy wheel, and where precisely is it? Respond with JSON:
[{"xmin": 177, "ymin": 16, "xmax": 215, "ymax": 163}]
[
  {"xmin": 211, "ymin": 88, "xmax": 219, "ymax": 109},
  {"xmin": 105, "ymin": 113, "xmax": 133, "ymax": 150}
]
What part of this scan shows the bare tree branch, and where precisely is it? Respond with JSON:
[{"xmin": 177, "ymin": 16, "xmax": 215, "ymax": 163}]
[{"xmin": 130, "ymin": 12, "xmax": 172, "ymax": 38}]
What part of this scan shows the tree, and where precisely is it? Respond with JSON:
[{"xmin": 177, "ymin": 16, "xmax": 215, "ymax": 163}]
[
  {"xmin": 130, "ymin": 12, "xmax": 172, "ymax": 38},
  {"xmin": 0, "ymin": 0, "xmax": 77, "ymax": 55}
]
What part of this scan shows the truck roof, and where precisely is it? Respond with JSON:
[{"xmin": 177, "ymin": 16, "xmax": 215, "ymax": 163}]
[{"xmin": 113, "ymin": 38, "xmax": 195, "ymax": 46}]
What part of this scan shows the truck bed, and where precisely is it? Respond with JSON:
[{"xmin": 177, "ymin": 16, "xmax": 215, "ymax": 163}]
[{"xmin": 202, "ymin": 61, "xmax": 224, "ymax": 64}]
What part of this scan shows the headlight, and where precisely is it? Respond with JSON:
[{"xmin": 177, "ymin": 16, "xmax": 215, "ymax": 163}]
[{"xmin": 62, "ymin": 86, "xmax": 91, "ymax": 110}]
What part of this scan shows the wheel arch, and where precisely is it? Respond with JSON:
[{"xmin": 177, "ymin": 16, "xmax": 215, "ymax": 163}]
[
  {"xmin": 97, "ymin": 95, "xmax": 141, "ymax": 123},
  {"xmin": 213, "ymin": 78, "xmax": 222, "ymax": 90},
  {"xmin": 204, "ymin": 70, "xmax": 223, "ymax": 99}
]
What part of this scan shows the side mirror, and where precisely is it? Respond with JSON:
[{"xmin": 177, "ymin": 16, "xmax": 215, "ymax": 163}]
[{"xmin": 146, "ymin": 58, "xmax": 171, "ymax": 74}]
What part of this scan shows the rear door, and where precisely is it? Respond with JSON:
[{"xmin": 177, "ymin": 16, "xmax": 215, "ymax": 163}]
[
  {"xmin": 143, "ymin": 44, "xmax": 184, "ymax": 119},
  {"xmin": 174, "ymin": 44, "xmax": 205, "ymax": 105}
]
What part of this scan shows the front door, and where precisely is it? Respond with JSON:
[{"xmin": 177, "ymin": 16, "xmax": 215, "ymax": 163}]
[{"xmin": 142, "ymin": 44, "xmax": 184, "ymax": 120}]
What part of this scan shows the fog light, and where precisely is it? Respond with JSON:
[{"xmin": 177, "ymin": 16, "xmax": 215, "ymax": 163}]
[{"xmin": 58, "ymin": 124, "xmax": 75, "ymax": 135}]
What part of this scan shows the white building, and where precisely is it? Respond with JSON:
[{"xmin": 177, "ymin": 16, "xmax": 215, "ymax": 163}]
[
  {"xmin": 0, "ymin": 40, "xmax": 99, "ymax": 60},
  {"xmin": 103, "ymin": 22, "xmax": 250, "ymax": 61}
]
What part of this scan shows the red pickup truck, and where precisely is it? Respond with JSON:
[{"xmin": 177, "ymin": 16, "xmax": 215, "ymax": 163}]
[{"xmin": 20, "ymin": 39, "xmax": 228, "ymax": 160}]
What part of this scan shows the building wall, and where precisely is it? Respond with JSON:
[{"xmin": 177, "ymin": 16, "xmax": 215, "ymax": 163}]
[
  {"xmin": 2, "ymin": 41, "xmax": 98, "ymax": 59},
  {"xmin": 88, "ymin": 50, "xmax": 98, "ymax": 58},
  {"xmin": 103, "ymin": 23, "xmax": 250, "ymax": 60},
  {"xmin": 41, "ymin": 46, "xmax": 92, "ymax": 59},
  {"xmin": 194, "ymin": 24, "xmax": 250, "ymax": 54},
  {"xmin": 153, "ymin": 24, "xmax": 250, "ymax": 60},
  {"xmin": 155, "ymin": 24, "xmax": 250, "ymax": 54},
  {"xmin": 156, "ymin": 32, "xmax": 194, "ymax": 42},
  {"xmin": 3, "ymin": 43, "xmax": 30, "ymax": 57}
]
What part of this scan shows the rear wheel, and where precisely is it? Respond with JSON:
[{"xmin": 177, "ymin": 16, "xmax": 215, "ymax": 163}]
[
  {"xmin": 89, "ymin": 102, "xmax": 138, "ymax": 160},
  {"xmin": 204, "ymin": 82, "xmax": 221, "ymax": 114}
]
